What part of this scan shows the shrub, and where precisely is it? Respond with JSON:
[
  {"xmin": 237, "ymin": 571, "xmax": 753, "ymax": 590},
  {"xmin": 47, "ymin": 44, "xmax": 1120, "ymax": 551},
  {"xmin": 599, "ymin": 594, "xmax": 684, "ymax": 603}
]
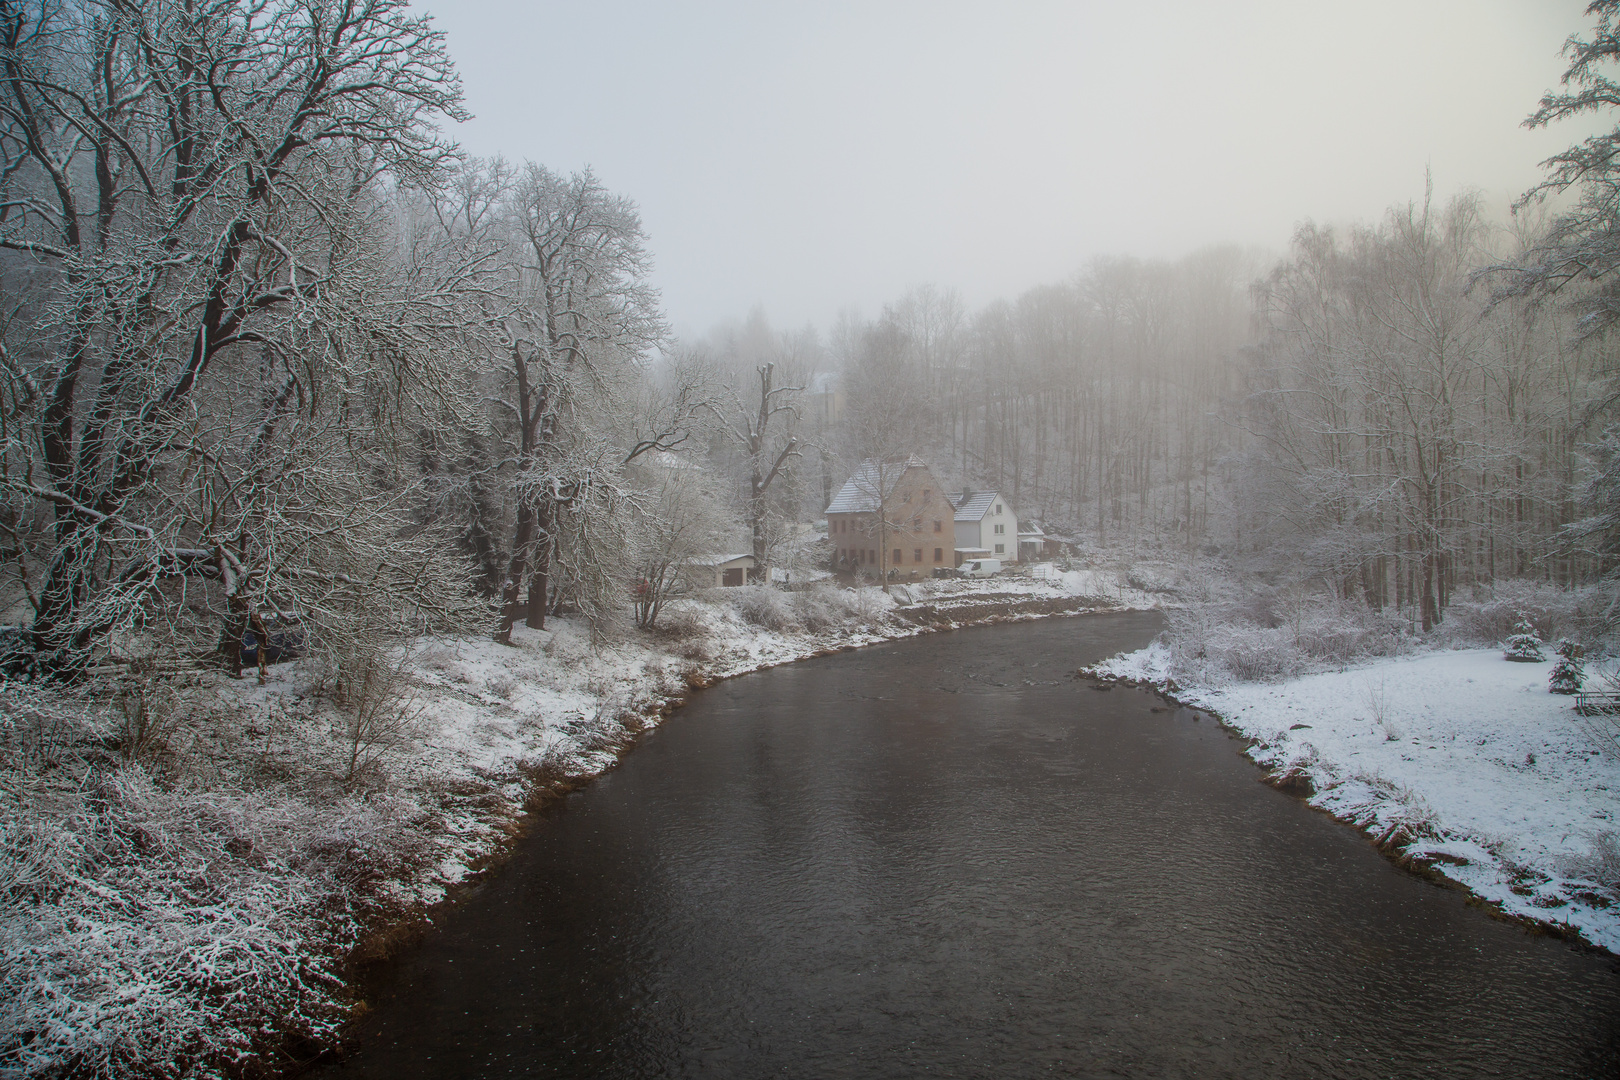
[
  {"xmin": 1441, "ymin": 580, "xmax": 1612, "ymax": 649},
  {"xmin": 1549, "ymin": 640, "xmax": 1585, "ymax": 694},
  {"xmin": 730, "ymin": 586, "xmax": 799, "ymax": 633},
  {"xmin": 0, "ymin": 758, "xmax": 435, "ymax": 1078},
  {"xmin": 1503, "ymin": 614, "xmax": 1545, "ymax": 663},
  {"xmin": 791, "ymin": 584, "xmax": 865, "ymax": 632}
]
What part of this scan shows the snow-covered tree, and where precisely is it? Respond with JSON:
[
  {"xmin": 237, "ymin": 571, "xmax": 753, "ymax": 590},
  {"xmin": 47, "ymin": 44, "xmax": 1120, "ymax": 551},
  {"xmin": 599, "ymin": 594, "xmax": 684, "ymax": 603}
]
[
  {"xmin": 1504, "ymin": 614, "xmax": 1546, "ymax": 662},
  {"xmin": 709, "ymin": 362, "xmax": 801, "ymax": 582},
  {"xmin": 0, "ymin": 0, "xmax": 477, "ymax": 673},
  {"xmin": 628, "ymin": 455, "xmax": 733, "ymax": 630},
  {"xmin": 481, "ymin": 165, "xmax": 676, "ymax": 638},
  {"xmin": 1507, "ymin": 0, "xmax": 1620, "ymax": 338},
  {"xmin": 1549, "ymin": 638, "xmax": 1585, "ymax": 693}
]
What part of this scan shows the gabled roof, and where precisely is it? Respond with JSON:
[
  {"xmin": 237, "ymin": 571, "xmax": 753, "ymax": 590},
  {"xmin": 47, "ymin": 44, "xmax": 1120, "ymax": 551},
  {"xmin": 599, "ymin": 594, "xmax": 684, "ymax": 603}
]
[
  {"xmin": 692, "ymin": 553, "xmax": 755, "ymax": 566},
  {"xmin": 948, "ymin": 490, "xmax": 998, "ymax": 522},
  {"xmin": 825, "ymin": 456, "xmax": 930, "ymax": 515}
]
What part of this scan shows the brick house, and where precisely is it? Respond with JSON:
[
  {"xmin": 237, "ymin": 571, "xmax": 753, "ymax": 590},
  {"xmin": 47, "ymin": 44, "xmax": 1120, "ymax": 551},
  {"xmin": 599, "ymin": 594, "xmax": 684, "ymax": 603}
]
[{"xmin": 825, "ymin": 457, "xmax": 954, "ymax": 580}]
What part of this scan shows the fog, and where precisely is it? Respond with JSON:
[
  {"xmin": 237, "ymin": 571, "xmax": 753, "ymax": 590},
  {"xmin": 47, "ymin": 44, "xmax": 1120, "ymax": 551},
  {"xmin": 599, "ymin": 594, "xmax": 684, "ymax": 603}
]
[{"xmin": 426, "ymin": 0, "xmax": 1598, "ymax": 334}]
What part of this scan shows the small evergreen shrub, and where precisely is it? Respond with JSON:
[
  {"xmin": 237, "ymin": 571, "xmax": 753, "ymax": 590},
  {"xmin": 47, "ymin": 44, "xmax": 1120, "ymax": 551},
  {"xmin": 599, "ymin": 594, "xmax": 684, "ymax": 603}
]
[
  {"xmin": 1549, "ymin": 639, "xmax": 1585, "ymax": 694},
  {"xmin": 1503, "ymin": 614, "xmax": 1545, "ymax": 663}
]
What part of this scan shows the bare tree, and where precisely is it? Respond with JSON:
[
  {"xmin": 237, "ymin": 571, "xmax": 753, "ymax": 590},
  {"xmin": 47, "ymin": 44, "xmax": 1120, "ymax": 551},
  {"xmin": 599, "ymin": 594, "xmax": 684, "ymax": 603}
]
[
  {"xmin": 486, "ymin": 165, "xmax": 668, "ymax": 640},
  {"xmin": 710, "ymin": 361, "xmax": 800, "ymax": 582},
  {"xmin": 628, "ymin": 454, "xmax": 732, "ymax": 629}
]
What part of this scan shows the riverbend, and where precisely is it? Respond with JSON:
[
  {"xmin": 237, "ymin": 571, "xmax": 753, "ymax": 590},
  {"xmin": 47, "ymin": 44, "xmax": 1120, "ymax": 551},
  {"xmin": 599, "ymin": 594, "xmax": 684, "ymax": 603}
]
[{"xmin": 323, "ymin": 613, "xmax": 1620, "ymax": 1078}]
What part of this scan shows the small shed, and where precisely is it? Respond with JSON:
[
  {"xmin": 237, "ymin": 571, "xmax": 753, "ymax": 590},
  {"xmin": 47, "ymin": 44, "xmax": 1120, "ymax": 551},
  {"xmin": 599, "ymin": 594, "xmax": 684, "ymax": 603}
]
[
  {"xmin": 1019, "ymin": 527, "xmax": 1069, "ymax": 561},
  {"xmin": 691, "ymin": 553, "xmax": 756, "ymax": 588}
]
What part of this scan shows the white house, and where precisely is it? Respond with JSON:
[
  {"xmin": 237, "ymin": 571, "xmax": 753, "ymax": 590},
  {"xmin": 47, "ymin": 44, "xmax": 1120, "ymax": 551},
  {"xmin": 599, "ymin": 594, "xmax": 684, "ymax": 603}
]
[{"xmin": 949, "ymin": 491, "xmax": 1018, "ymax": 564}]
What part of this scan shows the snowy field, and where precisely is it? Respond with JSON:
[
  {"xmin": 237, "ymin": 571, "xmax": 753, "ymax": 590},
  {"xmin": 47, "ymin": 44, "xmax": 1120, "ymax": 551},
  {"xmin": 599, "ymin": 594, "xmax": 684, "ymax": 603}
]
[
  {"xmin": 1, "ymin": 563, "xmax": 1161, "ymax": 1078},
  {"xmin": 1094, "ymin": 643, "xmax": 1620, "ymax": 953}
]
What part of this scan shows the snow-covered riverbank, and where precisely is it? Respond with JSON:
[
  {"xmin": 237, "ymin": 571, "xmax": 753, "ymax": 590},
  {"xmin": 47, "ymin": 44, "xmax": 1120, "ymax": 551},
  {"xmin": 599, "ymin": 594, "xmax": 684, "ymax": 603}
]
[
  {"xmin": 1, "ymin": 566, "xmax": 1160, "ymax": 1078},
  {"xmin": 1092, "ymin": 643, "xmax": 1620, "ymax": 953}
]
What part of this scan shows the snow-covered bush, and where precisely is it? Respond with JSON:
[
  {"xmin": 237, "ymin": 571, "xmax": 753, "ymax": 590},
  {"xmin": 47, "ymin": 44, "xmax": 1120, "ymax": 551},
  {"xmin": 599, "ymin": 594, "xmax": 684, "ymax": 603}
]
[
  {"xmin": 1560, "ymin": 832, "xmax": 1620, "ymax": 892},
  {"xmin": 1549, "ymin": 640, "xmax": 1585, "ymax": 694},
  {"xmin": 0, "ymin": 759, "xmax": 437, "ymax": 1078},
  {"xmin": 0, "ymin": 674, "xmax": 450, "ymax": 1080},
  {"xmin": 1163, "ymin": 596, "xmax": 1416, "ymax": 686},
  {"xmin": 1503, "ymin": 614, "xmax": 1545, "ymax": 662},
  {"xmin": 1164, "ymin": 607, "xmax": 1306, "ymax": 685},
  {"xmin": 846, "ymin": 586, "xmax": 893, "ymax": 625},
  {"xmin": 1125, "ymin": 565, "xmax": 1179, "ymax": 594},
  {"xmin": 1442, "ymin": 580, "xmax": 1610, "ymax": 649},
  {"xmin": 1290, "ymin": 600, "xmax": 1411, "ymax": 664},
  {"xmin": 791, "ymin": 584, "xmax": 864, "ymax": 632},
  {"xmin": 729, "ymin": 585, "xmax": 800, "ymax": 633}
]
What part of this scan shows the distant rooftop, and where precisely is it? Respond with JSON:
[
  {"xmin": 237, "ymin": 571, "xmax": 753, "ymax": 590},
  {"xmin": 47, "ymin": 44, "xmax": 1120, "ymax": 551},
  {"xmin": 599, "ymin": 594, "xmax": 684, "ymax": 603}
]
[
  {"xmin": 825, "ymin": 456, "xmax": 930, "ymax": 515},
  {"xmin": 947, "ymin": 490, "xmax": 998, "ymax": 522}
]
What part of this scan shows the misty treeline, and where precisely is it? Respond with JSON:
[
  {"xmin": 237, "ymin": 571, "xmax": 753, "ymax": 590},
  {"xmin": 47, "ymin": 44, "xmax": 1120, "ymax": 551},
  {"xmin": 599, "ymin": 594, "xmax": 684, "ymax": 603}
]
[
  {"xmin": 717, "ymin": 185, "xmax": 1610, "ymax": 634},
  {"xmin": 8, "ymin": 0, "xmax": 1620, "ymax": 683}
]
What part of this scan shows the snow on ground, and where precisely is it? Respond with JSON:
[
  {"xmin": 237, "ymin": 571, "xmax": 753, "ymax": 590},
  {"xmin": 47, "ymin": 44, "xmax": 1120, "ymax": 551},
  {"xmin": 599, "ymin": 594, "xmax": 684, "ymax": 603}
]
[{"xmin": 1094, "ymin": 643, "xmax": 1620, "ymax": 952}]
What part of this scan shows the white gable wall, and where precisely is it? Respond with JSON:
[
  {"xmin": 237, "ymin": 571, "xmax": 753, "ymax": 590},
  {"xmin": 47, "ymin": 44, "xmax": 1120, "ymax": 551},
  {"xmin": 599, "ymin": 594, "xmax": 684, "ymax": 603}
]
[
  {"xmin": 952, "ymin": 493, "xmax": 1018, "ymax": 562},
  {"xmin": 985, "ymin": 498, "xmax": 1018, "ymax": 561}
]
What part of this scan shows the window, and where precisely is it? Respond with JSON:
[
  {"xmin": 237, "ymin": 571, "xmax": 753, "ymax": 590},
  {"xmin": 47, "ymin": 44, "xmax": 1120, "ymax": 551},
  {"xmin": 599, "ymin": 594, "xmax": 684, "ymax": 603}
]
[
  {"xmin": 913, "ymin": 548, "xmax": 922, "ymax": 562},
  {"xmin": 994, "ymin": 523, "xmax": 1004, "ymax": 535},
  {"xmin": 995, "ymin": 503, "xmax": 1002, "ymax": 515},
  {"xmin": 994, "ymin": 543, "xmax": 1005, "ymax": 554},
  {"xmin": 934, "ymin": 547, "xmax": 943, "ymax": 562},
  {"xmin": 933, "ymin": 520, "xmax": 942, "ymax": 533},
  {"xmin": 893, "ymin": 548, "xmax": 902, "ymax": 564}
]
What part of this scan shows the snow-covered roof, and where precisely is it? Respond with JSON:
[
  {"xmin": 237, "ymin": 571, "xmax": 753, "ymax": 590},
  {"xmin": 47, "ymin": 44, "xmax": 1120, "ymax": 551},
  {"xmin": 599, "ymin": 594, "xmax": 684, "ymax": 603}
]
[
  {"xmin": 692, "ymin": 553, "xmax": 755, "ymax": 566},
  {"xmin": 948, "ymin": 490, "xmax": 999, "ymax": 522},
  {"xmin": 825, "ymin": 457, "xmax": 929, "ymax": 514}
]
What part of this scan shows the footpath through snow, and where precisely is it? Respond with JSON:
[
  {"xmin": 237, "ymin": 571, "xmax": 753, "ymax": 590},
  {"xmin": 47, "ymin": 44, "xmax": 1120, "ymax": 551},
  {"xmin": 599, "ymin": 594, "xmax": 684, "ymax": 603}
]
[{"xmin": 1093, "ymin": 643, "xmax": 1620, "ymax": 953}]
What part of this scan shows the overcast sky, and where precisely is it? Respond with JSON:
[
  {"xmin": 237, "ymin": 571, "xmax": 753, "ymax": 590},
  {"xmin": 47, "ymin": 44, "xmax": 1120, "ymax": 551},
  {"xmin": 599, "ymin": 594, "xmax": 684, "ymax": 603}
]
[{"xmin": 423, "ymin": 1, "xmax": 1601, "ymax": 339}]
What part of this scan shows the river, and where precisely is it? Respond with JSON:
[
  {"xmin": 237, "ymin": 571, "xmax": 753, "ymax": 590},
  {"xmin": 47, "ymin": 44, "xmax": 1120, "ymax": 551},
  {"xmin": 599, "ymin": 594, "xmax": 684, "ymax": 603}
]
[{"xmin": 321, "ymin": 612, "xmax": 1620, "ymax": 1078}]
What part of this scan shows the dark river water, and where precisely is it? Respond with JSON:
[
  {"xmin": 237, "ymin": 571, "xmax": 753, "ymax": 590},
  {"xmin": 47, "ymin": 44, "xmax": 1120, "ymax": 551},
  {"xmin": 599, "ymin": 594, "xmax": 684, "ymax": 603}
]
[{"xmin": 323, "ymin": 613, "xmax": 1620, "ymax": 1078}]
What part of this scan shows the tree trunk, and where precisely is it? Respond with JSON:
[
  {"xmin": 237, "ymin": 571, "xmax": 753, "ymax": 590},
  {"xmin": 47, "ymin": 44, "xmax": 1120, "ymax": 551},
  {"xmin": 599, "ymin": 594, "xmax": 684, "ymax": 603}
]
[{"xmin": 495, "ymin": 500, "xmax": 536, "ymax": 644}]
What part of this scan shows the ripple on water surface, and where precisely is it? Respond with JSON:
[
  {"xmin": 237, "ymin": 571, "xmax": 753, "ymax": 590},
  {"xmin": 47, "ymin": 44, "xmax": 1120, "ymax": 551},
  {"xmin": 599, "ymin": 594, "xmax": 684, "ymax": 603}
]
[{"xmin": 325, "ymin": 612, "xmax": 1620, "ymax": 1079}]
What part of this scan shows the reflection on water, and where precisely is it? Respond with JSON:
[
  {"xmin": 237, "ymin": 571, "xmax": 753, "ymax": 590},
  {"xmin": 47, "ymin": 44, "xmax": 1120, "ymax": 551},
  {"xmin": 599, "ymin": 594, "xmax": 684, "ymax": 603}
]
[{"xmin": 323, "ymin": 613, "xmax": 1620, "ymax": 1079}]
